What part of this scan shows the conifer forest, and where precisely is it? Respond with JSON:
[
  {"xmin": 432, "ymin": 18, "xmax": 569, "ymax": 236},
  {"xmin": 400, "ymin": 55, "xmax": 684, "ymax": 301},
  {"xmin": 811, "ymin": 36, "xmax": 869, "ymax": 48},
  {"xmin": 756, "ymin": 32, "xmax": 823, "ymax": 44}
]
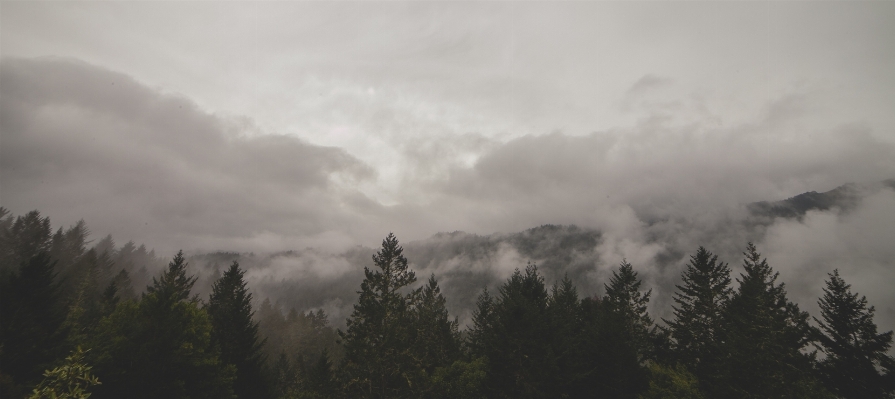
[
  {"xmin": 3, "ymin": 2, "xmax": 895, "ymax": 399},
  {"xmin": 1, "ymin": 207, "xmax": 893, "ymax": 399}
]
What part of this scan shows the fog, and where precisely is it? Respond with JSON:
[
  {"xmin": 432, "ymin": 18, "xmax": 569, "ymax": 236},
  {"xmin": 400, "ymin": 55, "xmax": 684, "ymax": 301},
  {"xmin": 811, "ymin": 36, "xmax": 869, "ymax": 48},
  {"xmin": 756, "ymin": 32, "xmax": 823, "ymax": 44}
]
[{"xmin": 2, "ymin": 1, "xmax": 894, "ymax": 337}]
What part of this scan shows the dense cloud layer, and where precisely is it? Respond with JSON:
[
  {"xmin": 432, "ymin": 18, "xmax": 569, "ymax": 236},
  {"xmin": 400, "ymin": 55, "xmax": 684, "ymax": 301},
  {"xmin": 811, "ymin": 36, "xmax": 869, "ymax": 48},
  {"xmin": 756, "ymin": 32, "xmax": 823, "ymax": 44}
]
[
  {"xmin": 1, "ymin": 58, "xmax": 379, "ymax": 252},
  {"xmin": 2, "ymin": 57, "xmax": 894, "ymax": 335}
]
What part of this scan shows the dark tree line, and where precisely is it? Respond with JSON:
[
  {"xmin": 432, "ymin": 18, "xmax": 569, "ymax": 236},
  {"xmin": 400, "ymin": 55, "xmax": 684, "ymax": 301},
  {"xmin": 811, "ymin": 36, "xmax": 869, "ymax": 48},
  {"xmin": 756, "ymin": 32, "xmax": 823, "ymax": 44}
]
[{"xmin": 2, "ymin": 207, "xmax": 894, "ymax": 398}]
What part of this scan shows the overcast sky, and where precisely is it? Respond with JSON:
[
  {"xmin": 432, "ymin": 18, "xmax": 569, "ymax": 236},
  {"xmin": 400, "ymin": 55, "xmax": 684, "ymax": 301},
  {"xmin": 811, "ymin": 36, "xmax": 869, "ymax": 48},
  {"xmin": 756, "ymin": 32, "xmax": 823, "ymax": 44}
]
[{"xmin": 2, "ymin": 1, "xmax": 894, "ymax": 261}]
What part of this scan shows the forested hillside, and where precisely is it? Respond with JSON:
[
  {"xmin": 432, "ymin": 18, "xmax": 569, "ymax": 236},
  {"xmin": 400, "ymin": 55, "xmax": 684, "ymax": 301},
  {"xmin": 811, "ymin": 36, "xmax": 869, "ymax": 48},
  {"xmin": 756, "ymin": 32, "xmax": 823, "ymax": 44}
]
[{"xmin": 1, "ymin": 206, "xmax": 893, "ymax": 398}]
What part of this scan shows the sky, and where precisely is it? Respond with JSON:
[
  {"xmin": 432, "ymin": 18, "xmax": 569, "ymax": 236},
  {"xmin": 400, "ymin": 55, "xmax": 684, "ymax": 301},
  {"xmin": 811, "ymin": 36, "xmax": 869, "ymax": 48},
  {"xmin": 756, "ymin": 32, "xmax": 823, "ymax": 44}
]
[{"xmin": 2, "ymin": 2, "xmax": 895, "ymax": 318}]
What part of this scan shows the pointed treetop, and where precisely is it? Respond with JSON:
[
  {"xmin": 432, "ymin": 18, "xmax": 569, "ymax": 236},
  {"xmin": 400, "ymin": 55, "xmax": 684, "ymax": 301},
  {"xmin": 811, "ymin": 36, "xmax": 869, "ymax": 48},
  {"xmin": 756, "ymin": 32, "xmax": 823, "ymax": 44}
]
[
  {"xmin": 147, "ymin": 250, "xmax": 197, "ymax": 303},
  {"xmin": 368, "ymin": 232, "xmax": 416, "ymax": 297}
]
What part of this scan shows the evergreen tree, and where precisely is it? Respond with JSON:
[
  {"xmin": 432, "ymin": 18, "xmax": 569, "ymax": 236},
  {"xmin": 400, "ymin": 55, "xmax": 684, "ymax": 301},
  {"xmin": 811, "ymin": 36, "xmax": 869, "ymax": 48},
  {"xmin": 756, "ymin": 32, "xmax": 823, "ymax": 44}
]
[
  {"xmin": 0, "ymin": 251, "xmax": 66, "ymax": 397},
  {"xmin": 467, "ymin": 288, "xmax": 495, "ymax": 356},
  {"xmin": 716, "ymin": 243, "xmax": 829, "ymax": 398},
  {"xmin": 303, "ymin": 349, "xmax": 335, "ymax": 398},
  {"xmin": 604, "ymin": 260, "xmax": 654, "ymax": 360},
  {"xmin": 814, "ymin": 270, "xmax": 895, "ymax": 398},
  {"xmin": 146, "ymin": 250, "xmax": 197, "ymax": 304},
  {"xmin": 474, "ymin": 263, "xmax": 554, "ymax": 398},
  {"xmin": 207, "ymin": 261, "xmax": 269, "ymax": 399},
  {"xmin": 411, "ymin": 275, "xmax": 461, "ymax": 377},
  {"xmin": 576, "ymin": 295, "xmax": 643, "ymax": 399},
  {"xmin": 637, "ymin": 363, "xmax": 704, "ymax": 399},
  {"xmin": 4, "ymin": 210, "xmax": 53, "ymax": 269},
  {"xmin": 547, "ymin": 276, "xmax": 585, "ymax": 397},
  {"xmin": 339, "ymin": 233, "xmax": 420, "ymax": 398},
  {"xmin": 50, "ymin": 220, "xmax": 90, "ymax": 289},
  {"xmin": 664, "ymin": 247, "xmax": 731, "ymax": 390},
  {"xmin": 89, "ymin": 251, "xmax": 235, "ymax": 399},
  {"xmin": 270, "ymin": 352, "xmax": 299, "ymax": 399}
]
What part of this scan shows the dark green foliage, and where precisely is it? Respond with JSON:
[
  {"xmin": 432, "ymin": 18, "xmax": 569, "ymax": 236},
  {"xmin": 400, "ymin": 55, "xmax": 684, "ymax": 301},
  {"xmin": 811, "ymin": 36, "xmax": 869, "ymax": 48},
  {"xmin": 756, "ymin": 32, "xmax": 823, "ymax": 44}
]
[
  {"xmin": 637, "ymin": 363, "xmax": 704, "ymax": 399},
  {"xmin": 89, "ymin": 251, "xmax": 235, "ymax": 399},
  {"xmin": 604, "ymin": 260, "xmax": 655, "ymax": 360},
  {"xmin": 716, "ymin": 243, "xmax": 829, "ymax": 398},
  {"xmin": 579, "ymin": 295, "xmax": 649, "ymax": 399},
  {"xmin": 425, "ymin": 357, "xmax": 488, "ymax": 399},
  {"xmin": 2, "ymin": 210, "xmax": 53, "ymax": 269},
  {"xmin": 28, "ymin": 346, "xmax": 101, "ymax": 399},
  {"xmin": 467, "ymin": 288, "xmax": 495, "ymax": 356},
  {"xmin": 208, "ymin": 261, "xmax": 269, "ymax": 399},
  {"xmin": 339, "ymin": 233, "xmax": 421, "ymax": 398},
  {"xmin": 270, "ymin": 352, "xmax": 300, "ymax": 398},
  {"xmin": 548, "ymin": 276, "xmax": 586, "ymax": 396},
  {"xmin": 814, "ymin": 270, "xmax": 895, "ymax": 398},
  {"xmin": 147, "ymin": 250, "xmax": 198, "ymax": 304},
  {"xmin": 664, "ymin": 247, "xmax": 731, "ymax": 390},
  {"xmin": 7, "ymin": 207, "xmax": 895, "ymax": 399},
  {"xmin": 303, "ymin": 350, "xmax": 336, "ymax": 398},
  {"xmin": 0, "ymin": 251, "xmax": 66, "ymax": 397},
  {"xmin": 411, "ymin": 275, "xmax": 461, "ymax": 374},
  {"xmin": 62, "ymin": 249, "xmax": 119, "ymax": 348},
  {"xmin": 470, "ymin": 263, "xmax": 555, "ymax": 398},
  {"xmin": 256, "ymin": 299, "xmax": 340, "ymax": 396}
]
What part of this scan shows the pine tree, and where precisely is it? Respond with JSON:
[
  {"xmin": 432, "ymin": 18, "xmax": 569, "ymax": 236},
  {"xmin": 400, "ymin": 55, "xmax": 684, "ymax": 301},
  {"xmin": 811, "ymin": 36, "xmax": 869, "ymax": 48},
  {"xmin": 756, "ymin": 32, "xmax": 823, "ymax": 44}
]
[
  {"xmin": 207, "ymin": 261, "xmax": 269, "ymax": 399},
  {"xmin": 146, "ymin": 250, "xmax": 197, "ymax": 304},
  {"xmin": 411, "ymin": 275, "xmax": 461, "ymax": 376},
  {"xmin": 814, "ymin": 270, "xmax": 895, "ymax": 398},
  {"xmin": 570, "ymin": 295, "xmax": 636, "ymax": 399},
  {"xmin": 339, "ymin": 233, "xmax": 420, "ymax": 398},
  {"xmin": 638, "ymin": 363, "xmax": 705, "ymax": 399},
  {"xmin": 548, "ymin": 276, "xmax": 585, "ymax": 397},
  {"xmin": 476, "ymin": 263, "xmax": 554, "ymax": 398},
  {"xmin": 0, "ymin": 251, "xmax": 66, "ymax": 397},
  {"xmin": 604, "ymin": 260, "xmax": 655, "ymax": 360},
  {"xmin": 89, "ymin": 251, "xmax": 235, "ymax": 399},
  {"xmin": 717, "ymin": 243, "xmax": 828, "ymax": 398},
  {"xmin": 5, "ymin": 211, "xmax": 53, "ymax": 268},
  {"xmin": 467, "ymin": 287, "xmax": 494, "ymax": 356},
  {"xmin": 664, "ymin": 247, "xmax": 731, "ymax": 391},
  {"xmin": 304, "ymin": 349, "xmax": 335, "ymax": 398}
]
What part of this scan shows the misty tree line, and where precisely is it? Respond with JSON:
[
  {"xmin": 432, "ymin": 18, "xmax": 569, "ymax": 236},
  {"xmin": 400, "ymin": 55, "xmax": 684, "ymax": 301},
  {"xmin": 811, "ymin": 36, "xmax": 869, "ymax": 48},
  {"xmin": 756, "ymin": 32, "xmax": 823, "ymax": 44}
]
[{"xmin": 1, "ymin": 208, "xmax": 893, "ymax": 399}]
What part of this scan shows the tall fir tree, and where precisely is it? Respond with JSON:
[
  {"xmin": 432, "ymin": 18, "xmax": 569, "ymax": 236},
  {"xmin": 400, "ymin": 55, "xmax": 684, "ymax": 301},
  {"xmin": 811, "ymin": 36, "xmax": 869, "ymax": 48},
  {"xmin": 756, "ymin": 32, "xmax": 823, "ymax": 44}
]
[
  {"xmin": 0, "ymin": 251, "xmax": 66, "ymax": 397},
  {"xmin": 4, "ymin": 210, "xmax": 53, "ymax": 269},
  {"xmin": 410, "ymin": 275, "xmax": 461, "ymax": 377},
  {"xmin": 467, "ymin": 287, "xmax": 495, "ymax": 356},
  {"xmin": 664, "ymin": 247, "xmax": 731, "ymax": 391},
  {"xmin": 814, "ymin": 269, "xmax": 895, "ymax": 398},
  {"xmin": 339, "ymin": 233, "xmax": 420, "ymax": 398},
  {"xmin": 207, "ymin": 261, "xmax": 269, "ymax": 399},
  {"xmin": 717, "ymin": 243, "xmax": 829, "ymax": 398},
  {"xmin": 89, "ymin": 250, "xmax": 235, "ymax": 399},
  {"xmin": 146, "ymin": 250, "xmax": 197, "ymax": 304},
  {"xmin": 547, "ymin": 276, "xmax": 585, "ymax": 397},
  {"xmin": 475, "ymin": 263, "xmax": 554, "ymax": 398},
  {"xmin": 604, "ymin": 260, "xmax": 655, "ymax": 360}
]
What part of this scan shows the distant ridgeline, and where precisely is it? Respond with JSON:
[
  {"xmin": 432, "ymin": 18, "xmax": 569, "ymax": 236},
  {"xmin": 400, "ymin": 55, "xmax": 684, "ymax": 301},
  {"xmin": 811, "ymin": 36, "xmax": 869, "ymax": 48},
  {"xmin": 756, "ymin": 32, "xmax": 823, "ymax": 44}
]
[
  {"xmin": 2, "ymin": 181, "xmax": 894, "ymax": 398},
  {"xmin": 747, "ymin": 179, "xmax": 895, "ymax": 220}
]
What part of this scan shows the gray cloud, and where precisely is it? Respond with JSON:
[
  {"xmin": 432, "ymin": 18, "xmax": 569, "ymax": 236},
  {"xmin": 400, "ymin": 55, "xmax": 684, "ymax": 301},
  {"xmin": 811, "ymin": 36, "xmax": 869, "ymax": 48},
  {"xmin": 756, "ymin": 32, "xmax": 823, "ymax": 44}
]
[
  {"xmin": 627, "ymin": 74, "xmax": 674, "ymax": 95},
  {"xmin": 1, "ymin": 57, "xmax": 376, "ymax": 253},
  {"xmin": 2, "ymin": 45, "xmax": 894, "ymax": 336}
]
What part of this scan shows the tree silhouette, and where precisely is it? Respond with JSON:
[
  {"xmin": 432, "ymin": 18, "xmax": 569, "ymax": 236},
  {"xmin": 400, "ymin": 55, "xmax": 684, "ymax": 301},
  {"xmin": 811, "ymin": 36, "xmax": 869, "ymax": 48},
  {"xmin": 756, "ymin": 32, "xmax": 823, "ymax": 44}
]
[
  {"xmin": 815, "ymin": 269, "xmax": 894, "ymax": 398},
  {"xmin": 664, "ymin": 247, "xmax": 731, "ymax": 391},
  {"xmin": 339, "ymin": 233, "xmax": 420, "ymax": 398},
  {"xmin": 207, "ymin": 261, "xmax": 269, "ymax": 399}
]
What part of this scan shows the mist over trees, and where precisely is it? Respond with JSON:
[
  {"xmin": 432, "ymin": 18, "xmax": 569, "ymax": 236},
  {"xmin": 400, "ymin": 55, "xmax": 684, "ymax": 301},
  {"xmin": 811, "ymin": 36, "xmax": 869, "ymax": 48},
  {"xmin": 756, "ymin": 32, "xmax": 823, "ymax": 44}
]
[{"xmin": 2, "ymin": 206, "xmax": 894, "ymax": 398}]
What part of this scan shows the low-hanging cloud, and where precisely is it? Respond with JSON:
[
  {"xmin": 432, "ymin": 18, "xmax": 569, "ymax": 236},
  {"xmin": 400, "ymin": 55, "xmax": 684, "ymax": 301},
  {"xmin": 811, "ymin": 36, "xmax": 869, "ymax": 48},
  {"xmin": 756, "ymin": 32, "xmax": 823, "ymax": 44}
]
[
  {"xmin": 3, "ymin": 57, "xmax": 894, "ymax": 336},
  {"xmin": 1, "ymin": 57, "xmax": 378, "ymax": 253}
]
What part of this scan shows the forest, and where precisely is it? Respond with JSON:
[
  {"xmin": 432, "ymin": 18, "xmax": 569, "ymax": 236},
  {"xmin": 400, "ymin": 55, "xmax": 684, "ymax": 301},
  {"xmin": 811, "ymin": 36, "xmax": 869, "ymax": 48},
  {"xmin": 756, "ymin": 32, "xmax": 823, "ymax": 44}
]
[{"xmin": 1, "ymin": 207, "xmax": 893, "ymax": 399}]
